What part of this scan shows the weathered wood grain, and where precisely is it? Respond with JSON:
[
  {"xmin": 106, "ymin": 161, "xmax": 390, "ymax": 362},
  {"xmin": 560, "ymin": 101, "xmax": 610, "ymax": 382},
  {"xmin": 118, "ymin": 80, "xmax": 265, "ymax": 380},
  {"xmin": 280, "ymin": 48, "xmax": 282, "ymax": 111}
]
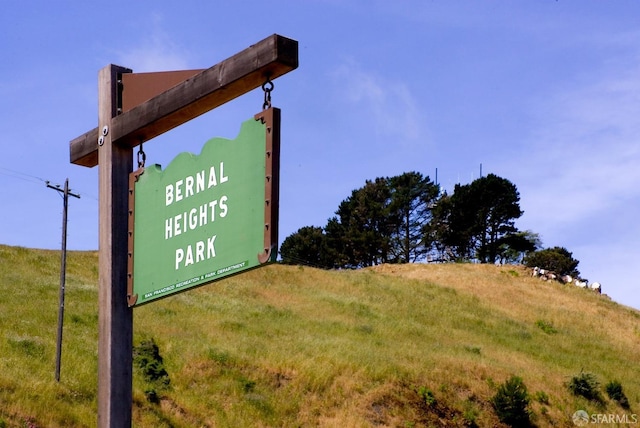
[{"xmin": 70, "ymin": 34, "xmax": 298, "ymax": 167}]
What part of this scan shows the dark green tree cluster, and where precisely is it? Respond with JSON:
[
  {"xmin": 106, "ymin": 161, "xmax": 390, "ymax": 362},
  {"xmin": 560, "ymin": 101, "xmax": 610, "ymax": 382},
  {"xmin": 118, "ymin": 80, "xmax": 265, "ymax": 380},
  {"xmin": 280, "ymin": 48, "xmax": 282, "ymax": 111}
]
[
  {"xmin": 425, "ymin": 173, "xmax": 531, "ymax": 264},
  {"xmin": 320, "ymin": 172, "xmax": 441, "ymax": 268},
  {"xmin": 280, "ymin": 171, "xmax": 563, "ymax": 269},
  {"xmin": 524, "ymin": 246, "xmax": 580, "ymax": 277}
]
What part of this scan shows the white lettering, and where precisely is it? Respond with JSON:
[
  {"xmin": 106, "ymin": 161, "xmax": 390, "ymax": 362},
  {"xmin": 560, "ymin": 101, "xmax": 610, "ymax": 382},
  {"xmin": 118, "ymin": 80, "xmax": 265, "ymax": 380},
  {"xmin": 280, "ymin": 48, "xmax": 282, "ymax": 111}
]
[
  {"xmin": 219, "ymin": 195, "xmax": 228, "ymax": 218},
  {"xmin": 185, "ymin": 176, "xmax": 194, "ymax": 198},
  {"xmin": 163, "ymin": 195, "xmax": 230, "ymax": 241},
  {"xmin": 175, "ymin": 179, "xmax": 183, "ymax": 202},
  {"xmin": 196, "ymin": 170, "xmax": 205, "ymax": 193},
  {"xmin": 185, "ymin": 245, "xmax": 194, "ymax": 267},
  {"xmin": 165, "ymin": 217, "xmax": 173, "ymax": 240},
  {"xmin": 208, "ymin": 166, "xmax": 217, "ymax": 188},
  {"xmin": 196, "ymin": 240, "xmax": 205, "ymax": 263},
  {"xmin": 165, "ymin": 185, "xmax": 174, "ymax": 206},
  {"xmin": 207, "ymin": 235, "xmax": 216, "ymax": 258},
  {"xmin": 175, "ymin": 248, "xmax": 184, "ymax": 270},
  {"xmin": 173, "ymin": 214, "xmax": 182, "ymax": 236},
  {"xmin": 220, "ymin": 162, "xmax": 228, "ymax": 183},
  {"xmin": 208, "ymin": 200, "xmax": 218, "ymax": 220},
  {"xmin": 174, "ymin": 235, "xmax": 217, "ymax": 270},
  {"xmin": 188, "ymin": 208, "xmax": 198, "ymax": 230},
  {"xmin": 199, "ymin": 203, "xmax": 207, "ymax": 226},
  {"xmin": 164, "ymin": 162, "xmax": 228, "ymax": 206}
]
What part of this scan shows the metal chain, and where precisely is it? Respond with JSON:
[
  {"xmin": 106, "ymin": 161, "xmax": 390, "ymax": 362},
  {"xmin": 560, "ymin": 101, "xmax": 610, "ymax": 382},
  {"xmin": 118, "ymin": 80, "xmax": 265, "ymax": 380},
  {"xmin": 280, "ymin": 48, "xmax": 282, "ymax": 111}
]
[
  {"xmin": 137, "ymin": 140, "xmax": 146, "ymax": 168},
  {"xmin": 262, "ymin": 78, "xmax": 274, "ymax": 110}
]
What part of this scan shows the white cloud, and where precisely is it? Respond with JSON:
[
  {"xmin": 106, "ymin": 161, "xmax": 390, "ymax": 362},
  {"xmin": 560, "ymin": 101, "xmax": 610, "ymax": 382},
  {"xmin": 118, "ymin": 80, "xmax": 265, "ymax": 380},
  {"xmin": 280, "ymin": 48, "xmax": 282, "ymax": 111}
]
[
  {"xmin": 513, "ymin": 53, "xmax": 640, "ymax": 231},
  {"xmin": 503, "ymin": 39, "xmax": 640, "ymax": 309},
  {"xmin": 330, "ymin": 60, "xmax": 427, "ymax": 143},
  {"xmin": 114, "ymin": 13, "xmax": 191, "ymax": 72}
]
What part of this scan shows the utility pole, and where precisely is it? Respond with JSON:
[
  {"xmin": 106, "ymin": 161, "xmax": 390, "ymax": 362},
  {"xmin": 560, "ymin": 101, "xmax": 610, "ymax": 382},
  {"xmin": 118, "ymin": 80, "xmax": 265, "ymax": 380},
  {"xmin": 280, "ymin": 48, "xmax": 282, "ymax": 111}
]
[{"xmin": 46, "ymin": 178, "xmax": 80, "ymax": 382}]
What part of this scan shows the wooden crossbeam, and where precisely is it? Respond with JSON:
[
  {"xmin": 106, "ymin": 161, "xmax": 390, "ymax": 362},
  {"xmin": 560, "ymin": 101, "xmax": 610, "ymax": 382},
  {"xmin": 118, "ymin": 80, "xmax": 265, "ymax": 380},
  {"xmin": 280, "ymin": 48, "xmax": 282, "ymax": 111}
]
[{"xmin": 70, "ymin": 34, "xmax": 298, "ymax": 167}]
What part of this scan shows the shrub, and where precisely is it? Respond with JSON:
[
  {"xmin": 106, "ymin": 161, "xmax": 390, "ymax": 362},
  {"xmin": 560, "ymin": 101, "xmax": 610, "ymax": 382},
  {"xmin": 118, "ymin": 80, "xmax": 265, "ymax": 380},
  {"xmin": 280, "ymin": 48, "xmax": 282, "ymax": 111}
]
[
  {"xmin": 416, "ymin": 386, "xmax": 437, "ymax": 407},
  {"xmin": 462, "ymin": 399, "xmax": 480, "ymax": 428},
  {"xmin": 535, "ymin": 320, "xmax": 557, "ymax": 335},
  {"xmin": 524, "ymin": 246, "xmax": 579, "ymax": 277},
  {"xmin": 605, "ymin": 380, "xmax": 630, "ymax": 409},
  {"xmin": 464, "ymin": 345, "xmax": 481, "ymax": 355},
  {"xmin": 535, "ymin": 390, "xmax": 550, "ymax": 405},
  {"xmin": 7, "ymin": 337, "xmax": 45, "ymax": 359},
  {"xmin": 241, "ymin": 377, "xmax": 256, "ymax": 393},
  {"xmin": 133, "ymin": 338, "xmax": 171, "ymax": 401},
  {"xmin": 208, "ymin": 347, "xmax": 234, "ymax": 366},
  {"xmin": 567, "ymin": 371, "xmax": 602, "ymax": 403},
  {"xmin": 491, "ymin": 375, "xmax": 531, "ymax": 427},
  {"xmin": 144, "ymin": 388, "xmax": 160, "ymax": 404}
]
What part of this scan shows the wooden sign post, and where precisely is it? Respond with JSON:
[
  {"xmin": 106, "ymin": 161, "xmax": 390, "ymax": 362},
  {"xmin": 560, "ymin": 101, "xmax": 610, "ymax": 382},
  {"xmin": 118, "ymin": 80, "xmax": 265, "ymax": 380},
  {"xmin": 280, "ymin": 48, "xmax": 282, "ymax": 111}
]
[{"xmin": 70, "ymin": 34, "xmax": 298, "ymax": 428}]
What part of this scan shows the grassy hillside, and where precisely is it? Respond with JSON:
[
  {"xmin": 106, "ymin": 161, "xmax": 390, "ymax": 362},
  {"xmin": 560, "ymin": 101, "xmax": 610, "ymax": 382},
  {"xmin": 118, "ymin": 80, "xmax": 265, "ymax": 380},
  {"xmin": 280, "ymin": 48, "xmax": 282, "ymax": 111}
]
[{"xmin": 0, "ymin": 244, "xmax": 638, "ymax": 427}]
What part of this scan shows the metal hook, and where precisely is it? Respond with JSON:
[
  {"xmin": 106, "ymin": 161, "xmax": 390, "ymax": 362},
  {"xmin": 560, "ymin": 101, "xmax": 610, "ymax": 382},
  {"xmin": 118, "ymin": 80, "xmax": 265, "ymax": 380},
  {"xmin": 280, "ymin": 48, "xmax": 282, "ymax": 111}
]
[
  {"xmin": 137, "ymin": 139, "xmax": 146, "ymax": 168},
  {"xmin": 262, "ymin": 78, "xmax": 274, "ymax": 110}
]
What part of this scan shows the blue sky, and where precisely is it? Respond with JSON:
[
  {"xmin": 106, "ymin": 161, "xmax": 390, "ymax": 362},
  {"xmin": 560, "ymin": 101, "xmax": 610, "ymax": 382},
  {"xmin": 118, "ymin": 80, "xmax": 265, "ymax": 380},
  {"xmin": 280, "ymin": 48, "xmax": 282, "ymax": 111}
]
[{"xmin": 1, "ymin": 1, "xmax": 639, "ymax": 310}]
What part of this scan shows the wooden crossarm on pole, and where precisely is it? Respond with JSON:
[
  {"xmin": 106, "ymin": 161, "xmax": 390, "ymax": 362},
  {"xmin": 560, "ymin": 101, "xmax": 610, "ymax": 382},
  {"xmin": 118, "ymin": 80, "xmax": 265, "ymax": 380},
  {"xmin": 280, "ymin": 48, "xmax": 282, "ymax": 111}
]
[{"xmin": 70, "ymin": 34, "xmax": 298, "ymax": 167}]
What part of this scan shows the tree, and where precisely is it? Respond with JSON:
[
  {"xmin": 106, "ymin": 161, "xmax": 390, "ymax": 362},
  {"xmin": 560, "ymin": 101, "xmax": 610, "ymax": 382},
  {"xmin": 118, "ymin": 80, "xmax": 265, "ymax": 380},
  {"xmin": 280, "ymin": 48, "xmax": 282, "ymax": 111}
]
[
  {"xmin": 279, "ymin": 226, "xmax": 331, "ymax": 268},
  {"xmin": 434, "ymin": 184, "xmax": 477, "ymax": 261},
  {"xmin": 388, "ymin": 172, "xmax": 440, "ymax": 263},
  {"xmin": 324, "ymin": 178, "xmax": 394, "ymax": 268},
  {"xmin": 428, "ymin": 185, "xmax": 476, "ymax": 261},
  {"xmin": 497, "ymin": 230, "xmax": 541, "ymax": 264},
  {"xmin": 491, "ymin": 376, "xmax": 532, "ymax": 427},
  {"xmin": 280, "ymin": 171, "xmax": 535, "ymax": 268},
  {"xmin": 524, "ymin": 246, "xmax": 580, "ymax": 277},
  {"xmin": 471, "ymin": 174, "xmax": 523, "ymax": 263},
  {"xmin": 428, "ymin": 174, "xmax": 523, "ymax": 263},
  {"xmin": 322, "ymin": 172, "xmax": 441, "ymax": 268}
]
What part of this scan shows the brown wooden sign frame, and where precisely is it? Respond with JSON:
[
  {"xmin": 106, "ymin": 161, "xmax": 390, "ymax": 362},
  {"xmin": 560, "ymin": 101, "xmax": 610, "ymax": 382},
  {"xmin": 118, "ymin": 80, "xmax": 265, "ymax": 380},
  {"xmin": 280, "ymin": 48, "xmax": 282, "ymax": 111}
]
[{"xmin": 69, "ymin": 34, "xmax": 297, "ymax": 428}]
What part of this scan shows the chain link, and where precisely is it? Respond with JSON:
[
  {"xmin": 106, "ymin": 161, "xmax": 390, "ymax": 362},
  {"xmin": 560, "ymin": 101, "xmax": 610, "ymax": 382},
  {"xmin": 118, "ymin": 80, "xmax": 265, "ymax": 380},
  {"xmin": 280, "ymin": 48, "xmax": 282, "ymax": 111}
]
[
  {"xmin": 137, "ymin": 140, "xmax": 146, "ymax": 168},
  {"xmin": 262, "ymin": 79, "xmax": 274, "ymax": 110}
]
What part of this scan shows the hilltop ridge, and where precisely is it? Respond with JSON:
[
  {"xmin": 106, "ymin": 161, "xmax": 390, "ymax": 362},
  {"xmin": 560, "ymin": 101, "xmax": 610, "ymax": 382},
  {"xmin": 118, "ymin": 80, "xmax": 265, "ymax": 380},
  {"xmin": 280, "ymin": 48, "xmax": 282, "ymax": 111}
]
[{"xmin": 0, "ymin": 244, "xmax": 638, "ymax": 427}]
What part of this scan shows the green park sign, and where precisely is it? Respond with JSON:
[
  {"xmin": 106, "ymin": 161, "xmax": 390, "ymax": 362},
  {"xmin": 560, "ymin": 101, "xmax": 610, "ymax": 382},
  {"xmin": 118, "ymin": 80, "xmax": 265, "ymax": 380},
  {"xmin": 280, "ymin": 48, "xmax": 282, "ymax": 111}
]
[{"xmin": 127, "ymin": 108, "xmax": 280, "ymax": 306}]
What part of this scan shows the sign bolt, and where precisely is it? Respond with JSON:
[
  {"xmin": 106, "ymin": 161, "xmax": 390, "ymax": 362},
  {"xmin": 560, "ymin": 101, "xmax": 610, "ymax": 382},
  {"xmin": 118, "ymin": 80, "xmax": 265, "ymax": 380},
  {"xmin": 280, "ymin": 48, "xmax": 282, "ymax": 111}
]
[{"xmin": 98, "ymin": 125, "xmax": 109, "ymax": 146}]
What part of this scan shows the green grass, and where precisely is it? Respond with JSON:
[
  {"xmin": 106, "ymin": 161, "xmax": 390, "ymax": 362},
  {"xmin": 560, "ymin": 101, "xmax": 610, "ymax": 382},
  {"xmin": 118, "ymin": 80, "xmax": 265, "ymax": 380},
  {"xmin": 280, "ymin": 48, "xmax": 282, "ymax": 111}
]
[{"xmin": 1, "ymin": 245, "xmax": 639, "ymax": 426}]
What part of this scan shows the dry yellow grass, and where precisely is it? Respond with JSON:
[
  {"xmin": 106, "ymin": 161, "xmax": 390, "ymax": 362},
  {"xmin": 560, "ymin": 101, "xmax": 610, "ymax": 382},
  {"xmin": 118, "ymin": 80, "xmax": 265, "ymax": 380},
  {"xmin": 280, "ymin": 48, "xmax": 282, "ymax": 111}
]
[
  {"xmin": 368, "ymin": 263, "xmax": 640, "ymax": 426},
  {"xmin": 1, "ymin": 245, "xmax": 639, "ymax": 427}
]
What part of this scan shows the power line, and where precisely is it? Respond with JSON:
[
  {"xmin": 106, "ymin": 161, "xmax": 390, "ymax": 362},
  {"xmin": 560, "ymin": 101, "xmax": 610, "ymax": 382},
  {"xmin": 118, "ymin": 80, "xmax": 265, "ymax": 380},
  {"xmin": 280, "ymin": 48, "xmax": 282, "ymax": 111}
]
[
  {"xmin": 0, "ymin": 165, "xmax": 98, "ymax": 202},
  {"xmin": 0, "ymin": 166, "xmax": 46, "ymax": 184}
]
